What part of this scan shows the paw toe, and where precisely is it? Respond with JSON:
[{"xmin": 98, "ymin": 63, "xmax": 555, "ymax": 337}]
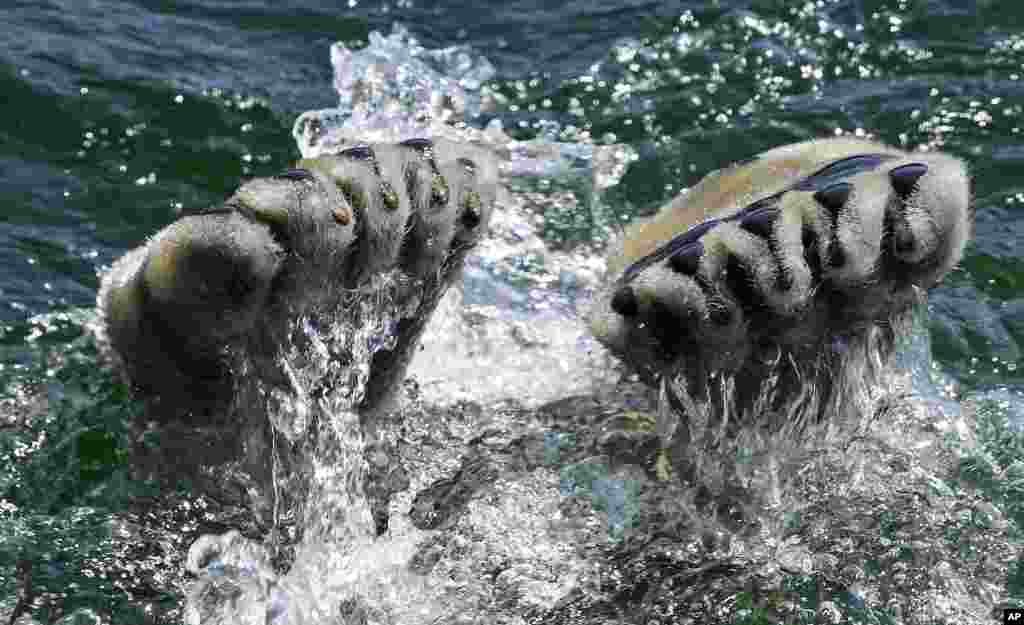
[
  {"xmin": 143, "ymin": 214, "xmax": 282, "ymax": 309},
  {"xmin": 230, "ymin": 168, "xmax": 358, "ymax": 262},
  {"xmin": 881, "ymin": 155, "xmax": 969, "ymax": 285},
  {"xmin": 396, "ymin": 139, "xmax": 496, "ymax": 276}
]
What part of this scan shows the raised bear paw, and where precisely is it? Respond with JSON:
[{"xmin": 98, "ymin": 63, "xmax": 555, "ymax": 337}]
[
  {"xmin": 589, "ymin": 138, "xmax": 971, "ymax": 388},
  {"xmin": 98, "ymin": 137, "xmax": 498, "ymax": 417}
]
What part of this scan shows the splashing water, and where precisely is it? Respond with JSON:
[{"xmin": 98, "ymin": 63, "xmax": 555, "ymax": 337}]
[
  {"xmin": 293, "ymin": 24, "xmax": 636, "ymax": 196},
  {"xmin": 185, "ymin": 272, "xmax": 424, "ymax": 624},
  {"xmin": 330, "ymin": 24, "xmax": 496, "ymax": 123}
]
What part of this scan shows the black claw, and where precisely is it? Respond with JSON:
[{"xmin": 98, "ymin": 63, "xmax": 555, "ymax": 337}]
[
  {"xmin": 400, "ymin": 138, "xmax": 434, "ymax": 153},
  {"xmin": 813, "ymin": 182, "xmax": 853, "ymax": 215},
  {"xmin": 795, "ymin": 154, "xmax": 894, "ymax": 192},
  {"xmin": 276, "ymin": 168, "xmax": 316, "ymax": 182},
  {"xmin": 340, "ymin": 145, "xmax": 381, "ymax": 176},
  {"xmin": 340, "ymin": 145, "xmax": 376, "ymax": 161},
  {"xmin": 816, "ymin": 183, "xmax": 853, "ymax": 271},
  {"xmin": 610, "ymin": 286, "xmax": 639, "ymax": 317},
  {"xmin": 622, "ymin": 218, "xmax": 720, "ymax": 282},
  {"xmin": 668, "ymin": 242, "xmax": 703, "ymax": 275},
  {"xmin": 739, "ymin": 206, "xmax": 777, "ymax": 239},
  {"xmin": 889, "ymin": 163, "xmax": 928, "ymax": 198}
]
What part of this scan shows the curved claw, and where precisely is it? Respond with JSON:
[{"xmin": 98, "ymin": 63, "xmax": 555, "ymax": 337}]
[
  {"xmin": 275, "ymin": 168, "xmax": 317, "ymax": 182},
  {"xmin": 813, "ymin": 182, "xmax": 852, "ymax": 216},
  {"xmin": 738, "ymin": 206, "xmax": 777, "ymax": 239},
  {"xmin": 889, "ymin": 162, "xmax": 928, "ymax": 198}
]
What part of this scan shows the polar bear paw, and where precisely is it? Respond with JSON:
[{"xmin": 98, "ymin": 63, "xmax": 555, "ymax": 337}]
[
  {"xmin": 590, "ymin": 138, "xmax": 971, "ymax": 384},
  {"xmin": 98, "ymin": 137, "xmax": 498, "ymax": 416}
]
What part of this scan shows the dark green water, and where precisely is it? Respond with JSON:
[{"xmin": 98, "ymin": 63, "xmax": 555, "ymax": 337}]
[{"xmin": 2, "ymin": 0, "xmax": 1023, "ymax": 621}]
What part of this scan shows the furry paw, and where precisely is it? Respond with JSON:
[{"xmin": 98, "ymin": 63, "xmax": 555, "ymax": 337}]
[
  {"xmin": 98, "ymin": 137, "xmax": 497, "ymax": 413},
  {"xmin": 590, "ymin": 138, "xmax": 971, "ymax": 381}
]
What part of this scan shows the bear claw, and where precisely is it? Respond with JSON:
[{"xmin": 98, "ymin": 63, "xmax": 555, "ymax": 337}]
[
  {"xmin": 889, "ymin": 162, "xmax": 928, "ymax": 198},
  {"xmin": 813, "ymin": 182, "xmax": 852, "ymax": 215},
  {"xmin": 738, "ymin": 206, "xmax": 777, "ymax": 239}
]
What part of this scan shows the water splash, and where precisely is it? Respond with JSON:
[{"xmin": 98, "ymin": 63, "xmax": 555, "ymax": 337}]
[
  {"xmin": 292, "ymin": 24, "xmax": 636, "ymax": 199},
  {"xmin": 330, "ymin": 24, "xmax": 496, "ymax": 123},
  {"xmin": 184, "ymin": 270, "xmax": 435, "ymax": 624}
]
